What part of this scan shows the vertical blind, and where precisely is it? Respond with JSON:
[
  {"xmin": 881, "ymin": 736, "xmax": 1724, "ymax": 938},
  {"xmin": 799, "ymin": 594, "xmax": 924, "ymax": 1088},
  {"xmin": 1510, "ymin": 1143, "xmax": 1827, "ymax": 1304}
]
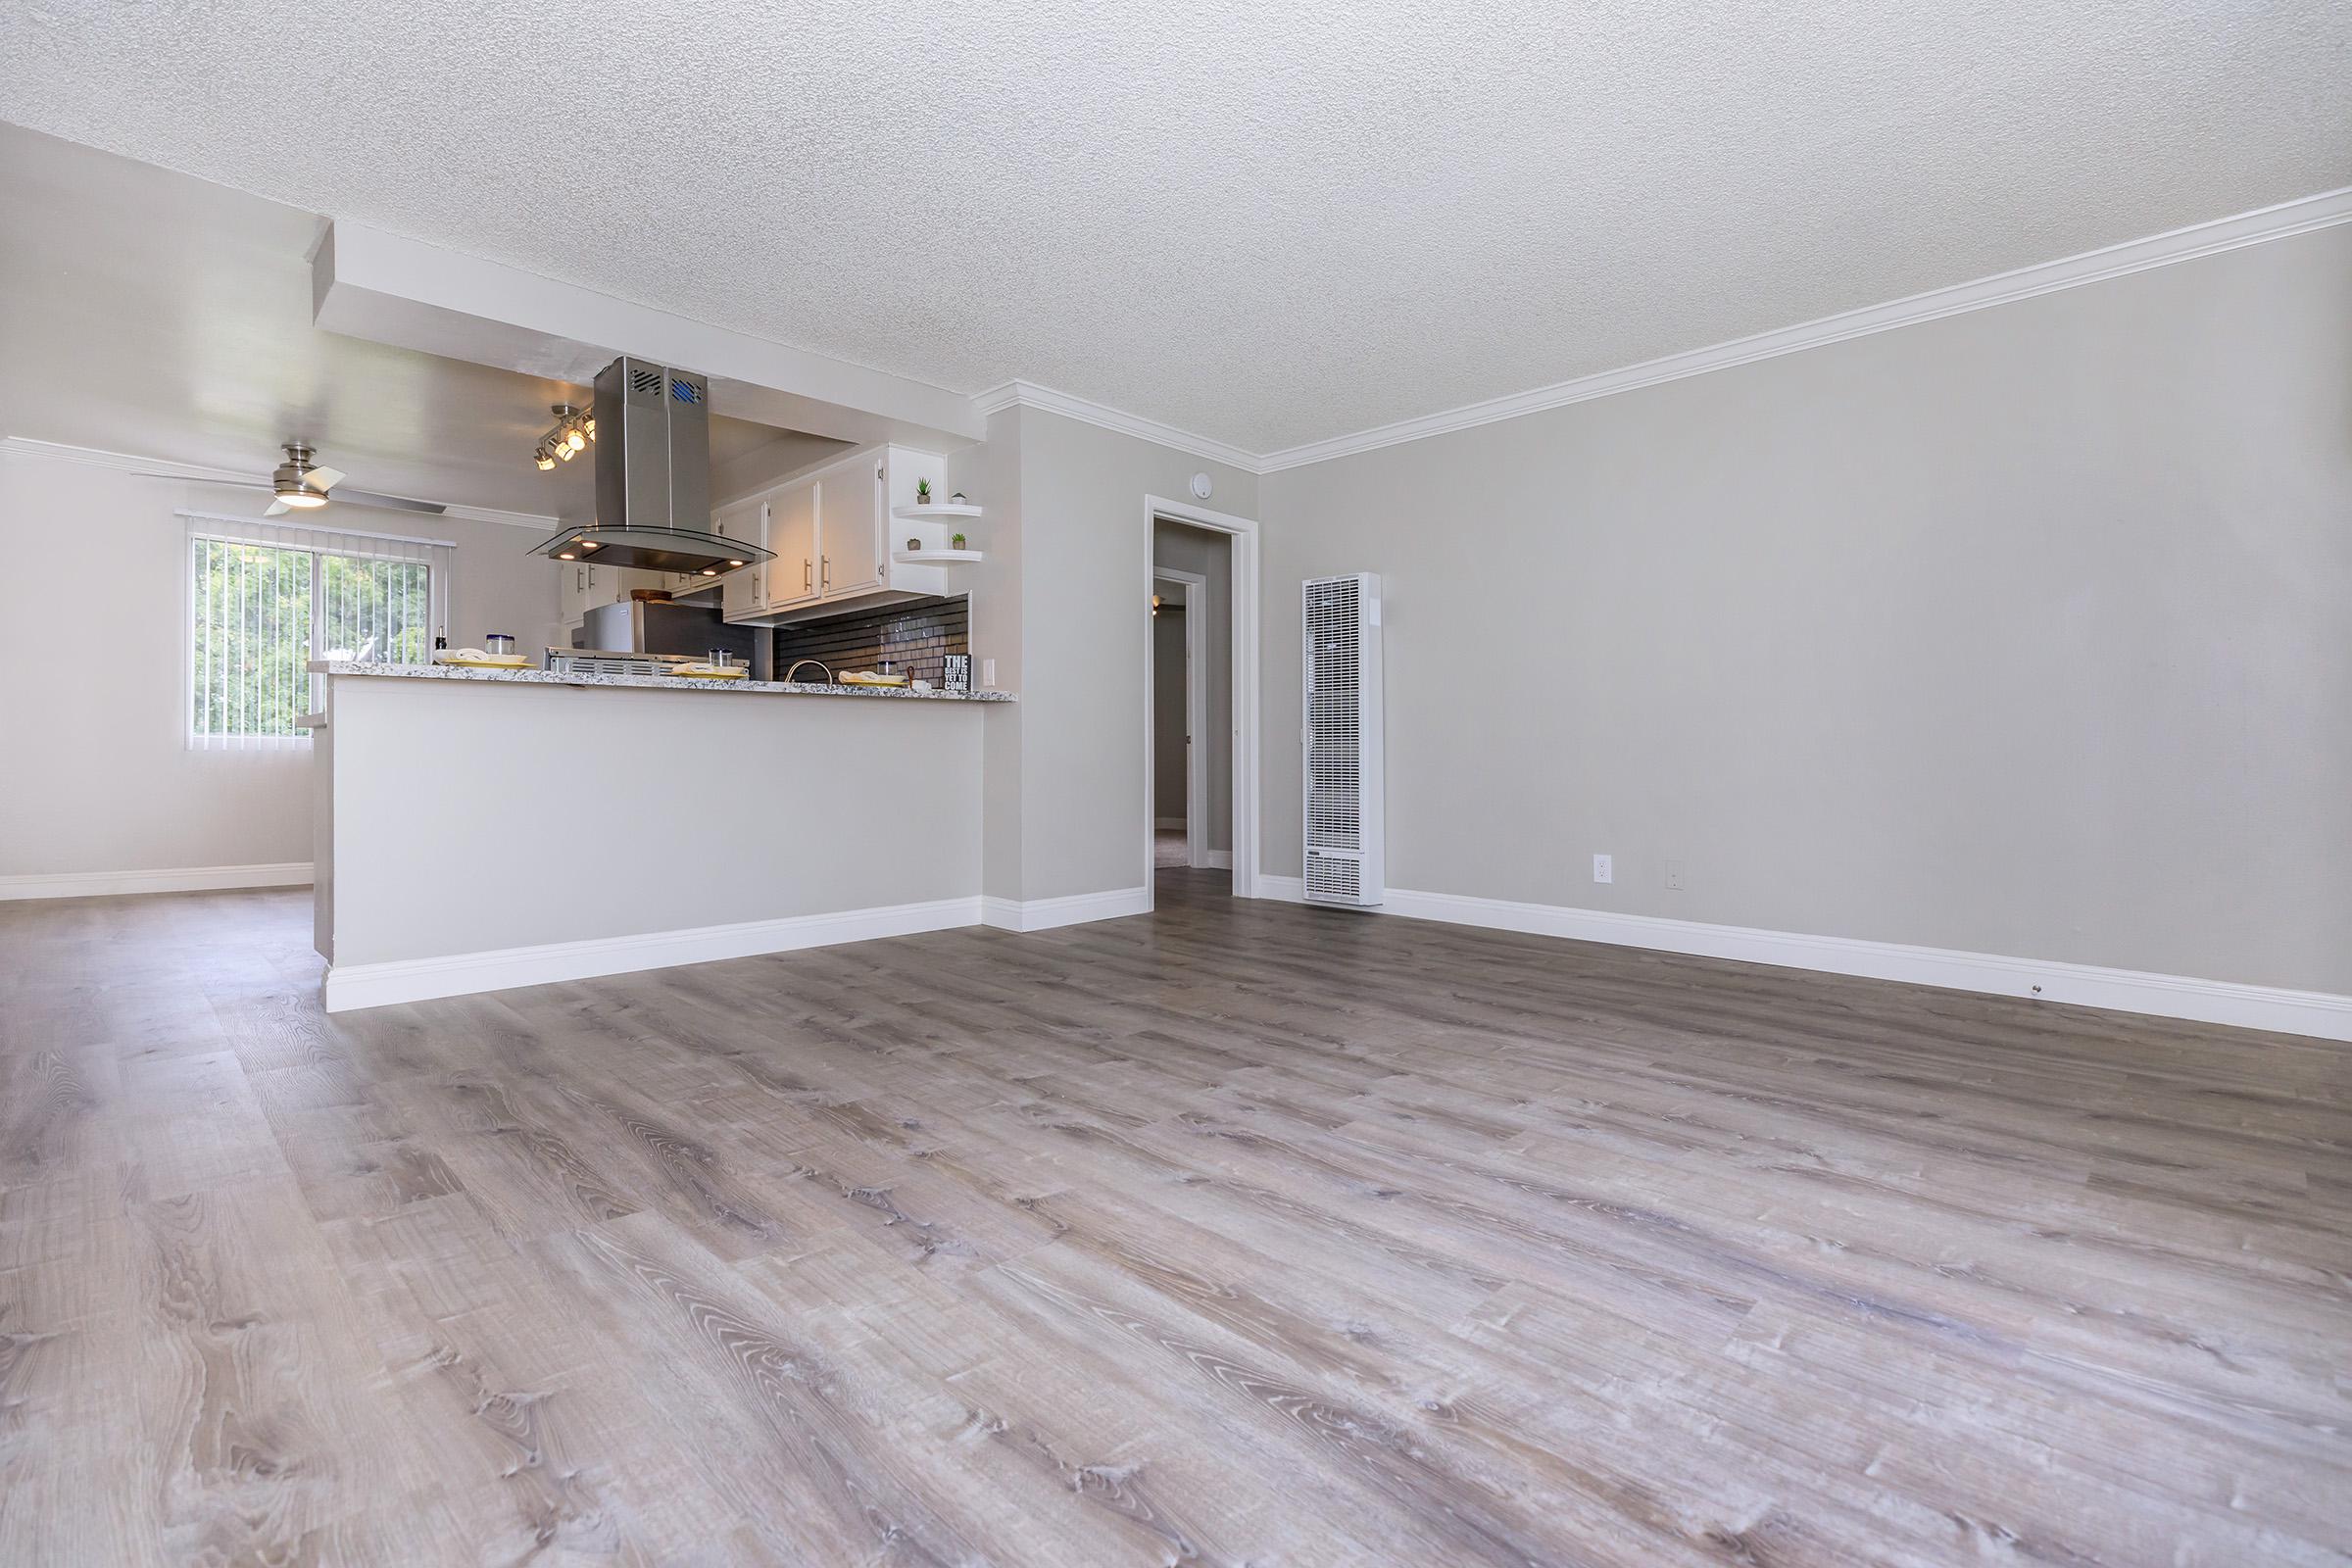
[{"xmin": 182, "ymin": 513, "xmax": 453, "ymax": 752}]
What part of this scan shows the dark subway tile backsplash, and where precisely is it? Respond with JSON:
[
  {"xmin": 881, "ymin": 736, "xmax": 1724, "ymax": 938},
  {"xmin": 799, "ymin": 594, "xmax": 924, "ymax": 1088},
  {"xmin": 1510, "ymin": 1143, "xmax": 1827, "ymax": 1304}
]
[{"xmin": 771, "ymin": 594, "xmax": 969, "ymax": 686}]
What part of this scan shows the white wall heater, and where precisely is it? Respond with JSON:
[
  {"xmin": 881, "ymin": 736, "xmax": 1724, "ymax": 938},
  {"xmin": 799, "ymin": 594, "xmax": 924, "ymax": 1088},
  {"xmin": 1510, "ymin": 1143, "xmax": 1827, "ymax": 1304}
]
[{"xmin": 1301, "ymin": 572, "xmax": 1385, "ymax": 907}]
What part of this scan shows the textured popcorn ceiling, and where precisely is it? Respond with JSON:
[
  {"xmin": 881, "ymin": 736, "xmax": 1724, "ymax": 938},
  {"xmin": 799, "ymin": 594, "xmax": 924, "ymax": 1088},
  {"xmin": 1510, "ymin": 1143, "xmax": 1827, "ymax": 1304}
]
[{"xmin": 5, "ymin": 1, "xmax": 2349, "ymax": 454}]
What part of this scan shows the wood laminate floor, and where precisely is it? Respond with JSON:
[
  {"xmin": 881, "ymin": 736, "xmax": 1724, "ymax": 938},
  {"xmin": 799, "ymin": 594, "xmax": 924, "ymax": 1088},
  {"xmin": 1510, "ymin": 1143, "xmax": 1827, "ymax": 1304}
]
[{"xmin": 3, "ymin": 868, "xmax": 2347, "ymax": 1566}]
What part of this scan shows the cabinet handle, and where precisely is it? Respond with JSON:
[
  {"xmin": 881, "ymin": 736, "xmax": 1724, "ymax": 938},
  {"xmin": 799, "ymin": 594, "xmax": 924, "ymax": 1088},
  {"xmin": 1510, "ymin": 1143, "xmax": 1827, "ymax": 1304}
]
[
  {"xmin": 804, "ymin": 558, "xmax": 813, "ymax": 592},
  {"xmin": 821, "ymin": 555, "xmax": 830, "ymax": 591}
]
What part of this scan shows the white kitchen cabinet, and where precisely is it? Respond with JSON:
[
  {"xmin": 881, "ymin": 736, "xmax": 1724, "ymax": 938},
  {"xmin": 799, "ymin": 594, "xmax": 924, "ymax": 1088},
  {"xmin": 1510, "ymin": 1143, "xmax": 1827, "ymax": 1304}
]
[
  {"xmin": 713, "ymin": 443, "xmax": 952, "ymax": 625},
  {"xmin": 715, "ymin": 496, "xmax": 766, "ymax": 621},
  {"xmin": 824, "ymin": 455, "xmax": 887, "ymax": 600},
  {"xmin": 764, "ymin": 474, "xmax": 822, "ymax": 613}
]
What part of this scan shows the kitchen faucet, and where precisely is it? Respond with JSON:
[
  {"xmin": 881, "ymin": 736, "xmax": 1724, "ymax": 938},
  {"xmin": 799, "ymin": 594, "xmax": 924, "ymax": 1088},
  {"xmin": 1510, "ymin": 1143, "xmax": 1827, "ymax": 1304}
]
[{"xmin": 782, "ymin": 659, "xmax": 833, "ymax": 685}]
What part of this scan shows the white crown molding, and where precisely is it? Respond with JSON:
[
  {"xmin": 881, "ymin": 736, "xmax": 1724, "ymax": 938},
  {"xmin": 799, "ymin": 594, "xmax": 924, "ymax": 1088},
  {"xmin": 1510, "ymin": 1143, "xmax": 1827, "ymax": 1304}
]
[
  {"xmin": 0, "ymin": 861, "xmax": 313, "ymax": 902},
  {"xmin": 0, "ymin": 436, "xmax": 561, "ymax": 531},
  {"xmin": 972, "ymin": 380, "xmax": 1263, "ymax": 474},
  {"xmin": 970, "ymin": 186, "xmax": 2352, "ymax": 475},
  {"xmin": 3, "ymin": 435, "xmax": 259, "ymax": 487},
  {"xmin": 440, "ymin": 499, "xmax": 564, "ymax": 531},
  {"xmin": 1257, "ymin": 183, "xmax": 2352, "ymax": 470}
]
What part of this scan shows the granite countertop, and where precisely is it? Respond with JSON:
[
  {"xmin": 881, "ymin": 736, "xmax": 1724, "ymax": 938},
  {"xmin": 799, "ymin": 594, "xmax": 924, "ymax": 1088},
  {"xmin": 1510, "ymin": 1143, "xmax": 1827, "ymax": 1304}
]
[{"xmin": 311, "ymin": 661, "xmax": 1014, "ymax": 702}]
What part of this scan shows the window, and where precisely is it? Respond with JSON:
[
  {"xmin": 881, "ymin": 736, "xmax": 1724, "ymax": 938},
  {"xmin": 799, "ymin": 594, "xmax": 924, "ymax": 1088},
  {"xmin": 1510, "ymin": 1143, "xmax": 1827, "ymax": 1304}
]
[{"xmin": 184, "ymin": 514, "xmax": 451, "ymax": 750}]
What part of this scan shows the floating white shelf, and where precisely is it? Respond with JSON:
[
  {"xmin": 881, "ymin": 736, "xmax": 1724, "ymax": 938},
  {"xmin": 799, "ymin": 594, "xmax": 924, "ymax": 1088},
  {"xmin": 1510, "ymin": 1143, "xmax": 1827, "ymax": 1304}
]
[
  {"xmin": 893, "ymin": 548, "xmax": 984, "ymax": 564},
  {"xmin": 892, "ymin": 503, "xmax": 984, "ymax": 522}
]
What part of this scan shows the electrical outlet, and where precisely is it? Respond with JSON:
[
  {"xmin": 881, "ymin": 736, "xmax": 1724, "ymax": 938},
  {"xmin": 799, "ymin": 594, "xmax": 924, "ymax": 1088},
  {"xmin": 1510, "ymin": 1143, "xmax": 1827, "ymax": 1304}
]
[
  {"xmin": 1592, "ymin": 853, "xmax": 1613, "ymax": 885},
  {"xmin": 1666, "ymin": 858, "xmax": 1686, "ymax": 891},
  {"xmin": 982, "ymin": 658, "xmax": 997, "ymax": 687}
]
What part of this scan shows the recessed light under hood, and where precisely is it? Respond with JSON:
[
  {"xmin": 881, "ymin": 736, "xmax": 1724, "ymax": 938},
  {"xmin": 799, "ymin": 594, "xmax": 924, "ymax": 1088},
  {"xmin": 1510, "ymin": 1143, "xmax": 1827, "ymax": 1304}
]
[{"xmin": 530, "ymin": 357, "xmax": 773, "ymax": 576}]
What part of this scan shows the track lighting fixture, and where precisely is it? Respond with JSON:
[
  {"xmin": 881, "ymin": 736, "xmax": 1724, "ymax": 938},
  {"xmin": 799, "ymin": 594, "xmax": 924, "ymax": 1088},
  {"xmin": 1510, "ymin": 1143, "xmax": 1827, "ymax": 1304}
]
[{"xmin": 531, "ymin": 403, "xmax": 594, "ymax": 471}]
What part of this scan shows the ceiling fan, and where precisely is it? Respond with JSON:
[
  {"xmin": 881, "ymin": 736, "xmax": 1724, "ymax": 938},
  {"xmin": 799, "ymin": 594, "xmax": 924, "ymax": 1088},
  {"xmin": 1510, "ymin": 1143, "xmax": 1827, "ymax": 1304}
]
[{"xmin": 142, "ymin": 443, "xmax": 448, "ymax": 516}]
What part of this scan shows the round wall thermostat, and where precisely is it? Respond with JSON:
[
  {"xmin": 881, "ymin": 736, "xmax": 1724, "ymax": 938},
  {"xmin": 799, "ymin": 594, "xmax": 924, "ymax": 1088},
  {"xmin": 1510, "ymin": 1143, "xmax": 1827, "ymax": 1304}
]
[{"xmin": 1190, "ymin": 472, "xmax": 1213, "ymax": 500}]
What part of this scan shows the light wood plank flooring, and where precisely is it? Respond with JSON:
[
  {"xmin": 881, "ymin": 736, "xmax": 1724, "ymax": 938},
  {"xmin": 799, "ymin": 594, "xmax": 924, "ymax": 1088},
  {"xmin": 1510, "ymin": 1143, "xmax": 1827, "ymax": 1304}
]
[{"xmin": 3, "ymin": 868, "xmax": 2347, "ymax": 1565}]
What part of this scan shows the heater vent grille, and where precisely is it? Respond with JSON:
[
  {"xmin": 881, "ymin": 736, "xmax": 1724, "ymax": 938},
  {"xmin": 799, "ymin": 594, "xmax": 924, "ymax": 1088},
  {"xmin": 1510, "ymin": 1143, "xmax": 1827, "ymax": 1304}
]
[
  {"xmin": 1305, "ymin": 853, "xmax": 1363, "ymax": 904},
  {"xmin": 1301, "ymin": 573, "xmax": 1384, "ymax": 907}
]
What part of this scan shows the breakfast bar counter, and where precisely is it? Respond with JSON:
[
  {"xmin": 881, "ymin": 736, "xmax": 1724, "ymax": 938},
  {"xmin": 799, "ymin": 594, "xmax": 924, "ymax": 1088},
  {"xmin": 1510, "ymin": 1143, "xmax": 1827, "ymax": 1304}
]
[
  {"xmin": 310, "ymin": 661, "xmax": 999, "ymax": 1011},
  {"xmin": 313, "ymin": 660, "xmax": 1014, "ymax": 701}
]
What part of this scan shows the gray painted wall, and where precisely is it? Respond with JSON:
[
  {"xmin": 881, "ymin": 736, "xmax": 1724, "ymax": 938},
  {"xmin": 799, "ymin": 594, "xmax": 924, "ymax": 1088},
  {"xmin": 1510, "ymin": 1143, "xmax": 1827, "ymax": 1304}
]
[
  {"xmin": 947, "ymin": 408, "xmax": 1028, "ymax": 902},
  {"xmin": 1260, "ymin": 223, "xmax": 2352, "ymax": 995},
  {"xmin": 0, "ymin": 449, "xmax": 564, "ymax": 879},
  {"xmin": 1008, "ymin": 411, "xmax": 1257, "ymax": 901}
]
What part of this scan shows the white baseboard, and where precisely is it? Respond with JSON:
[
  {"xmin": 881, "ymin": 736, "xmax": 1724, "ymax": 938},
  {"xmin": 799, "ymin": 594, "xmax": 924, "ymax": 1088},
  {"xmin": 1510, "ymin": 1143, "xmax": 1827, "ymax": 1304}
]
[
  {"xmin": 324, "ymin": 894, "xmax": 982, "ymax": 1012},
  {"xmin": 1153, "ymin": 816, "xmax": 1187, "ymax": 831},
  {"xmin": 0, "ymin": 861, "xmax": 313, "ymax": 902},
  {"xmin": 1246, "ymin": 873, "xmax": 2351, "ymax": 1042},
  {"xmin": 981, "ymin": 885, "xmax": 1152, "ymax": 933},
  {"xmin": 1388, "ymin": 887, "xmax": 2352, "ymax": 1042},
  {"xmin": 1200, "ymin": 850, "xmax": 1234, "ymax": 870}
]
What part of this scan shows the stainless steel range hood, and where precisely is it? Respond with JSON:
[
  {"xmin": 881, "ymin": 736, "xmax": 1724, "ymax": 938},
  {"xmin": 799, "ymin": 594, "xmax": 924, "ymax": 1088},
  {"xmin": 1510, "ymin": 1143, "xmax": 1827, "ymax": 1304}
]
[{"xmin": 530, "ymin": 357, "xmax": 774, "ymax": 576}]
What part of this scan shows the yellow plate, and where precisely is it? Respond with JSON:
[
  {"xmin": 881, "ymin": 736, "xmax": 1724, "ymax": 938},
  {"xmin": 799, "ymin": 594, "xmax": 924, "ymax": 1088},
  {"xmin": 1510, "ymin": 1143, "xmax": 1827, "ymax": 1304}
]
[
  {"xmin": 838, "ymin": 673, "xmax": 909, "ymax": 687},
  {"xmin": 666, "ymin": 665, "xmax": 747, "ymax": 679},
  {"xmin": 436, "ymin": 655, "xmax": 532, "ymax": 669}
]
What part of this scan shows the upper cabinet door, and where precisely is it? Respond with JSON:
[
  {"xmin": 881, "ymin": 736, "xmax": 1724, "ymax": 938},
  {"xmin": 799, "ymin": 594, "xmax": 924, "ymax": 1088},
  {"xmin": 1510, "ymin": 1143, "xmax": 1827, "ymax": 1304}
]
[
  {"xmin": 766, "ymin": 477, "xmax": 821, "ymax": 612},
  {"xmin": 821, "ymin": 456, "xmax": 887, "ymax": 601},
  {"xmin": 716, "ymin": 497, "xmax": 766, "ymax": 621},
  {"xmin": 559, "ymin": 560, "xmax": 585, "ymax": 626}
]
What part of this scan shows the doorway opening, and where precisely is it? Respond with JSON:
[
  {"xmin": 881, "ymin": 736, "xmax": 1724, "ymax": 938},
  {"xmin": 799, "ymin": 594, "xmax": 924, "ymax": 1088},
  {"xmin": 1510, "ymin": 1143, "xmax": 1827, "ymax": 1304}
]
[
  {"xmin": 1152, "ymin": 569, "xmax": 1210, "ymax": 880},
  {"xmin": 1144, "ymin": 497, "xmax": 1258, "ymax": 908}
]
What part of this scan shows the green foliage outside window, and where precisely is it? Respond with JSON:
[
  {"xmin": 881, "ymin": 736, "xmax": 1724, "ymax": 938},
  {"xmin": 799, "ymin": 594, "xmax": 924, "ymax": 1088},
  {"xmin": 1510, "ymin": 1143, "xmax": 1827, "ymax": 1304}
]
[{"xmin": 190, "ymin": 539, "xmax": 432, "ymax": 741}]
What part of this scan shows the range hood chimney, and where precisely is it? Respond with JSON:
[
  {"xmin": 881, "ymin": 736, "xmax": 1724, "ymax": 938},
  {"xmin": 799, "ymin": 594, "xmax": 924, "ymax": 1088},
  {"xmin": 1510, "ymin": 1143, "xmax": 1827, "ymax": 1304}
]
[{"xmin": 530, "ymin": 357, "xmax": 774, "ymax": 576}]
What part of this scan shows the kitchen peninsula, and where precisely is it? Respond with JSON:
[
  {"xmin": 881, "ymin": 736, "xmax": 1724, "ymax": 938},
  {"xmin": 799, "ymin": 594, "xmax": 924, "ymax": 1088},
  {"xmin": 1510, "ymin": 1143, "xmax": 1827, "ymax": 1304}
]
[{"xmin": 310, "ymin": 661, "xmax": 1011, "ymax": 1011}]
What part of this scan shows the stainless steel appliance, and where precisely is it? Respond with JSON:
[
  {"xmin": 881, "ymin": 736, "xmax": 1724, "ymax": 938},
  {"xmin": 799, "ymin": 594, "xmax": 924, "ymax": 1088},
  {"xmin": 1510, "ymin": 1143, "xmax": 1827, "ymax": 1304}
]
[
  {"xmin": 528, "ymin": 357, "xmax": 775, "ymax": 576},
  {"xmin": 578, "ymin": 599, "xmax": 759, "ymax": 664}
]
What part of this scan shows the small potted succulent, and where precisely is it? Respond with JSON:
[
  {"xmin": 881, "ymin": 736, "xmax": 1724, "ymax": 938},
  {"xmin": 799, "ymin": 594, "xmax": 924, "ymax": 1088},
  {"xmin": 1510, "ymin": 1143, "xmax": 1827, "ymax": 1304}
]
[
  {"xmin": 915, "ymin": 479, "xmax": 933, "ymax": 505},
  {"xmin": 951, "ymin": 530, "xmax": 967, "ymax": 551}
]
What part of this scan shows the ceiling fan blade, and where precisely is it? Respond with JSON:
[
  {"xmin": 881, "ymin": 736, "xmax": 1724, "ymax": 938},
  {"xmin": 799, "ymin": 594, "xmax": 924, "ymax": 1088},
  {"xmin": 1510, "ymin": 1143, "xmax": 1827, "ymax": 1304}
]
[
  {"xmin": 124, "ymin": 466, "xmax": 444, "ymax": 517},
  {"xmin": 329, "ymin": 487, "xmax": 448, "ymax": 515},
  {"xmin": 130, "ymin": 471, "xmax": 270, "ymax": 490}
]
